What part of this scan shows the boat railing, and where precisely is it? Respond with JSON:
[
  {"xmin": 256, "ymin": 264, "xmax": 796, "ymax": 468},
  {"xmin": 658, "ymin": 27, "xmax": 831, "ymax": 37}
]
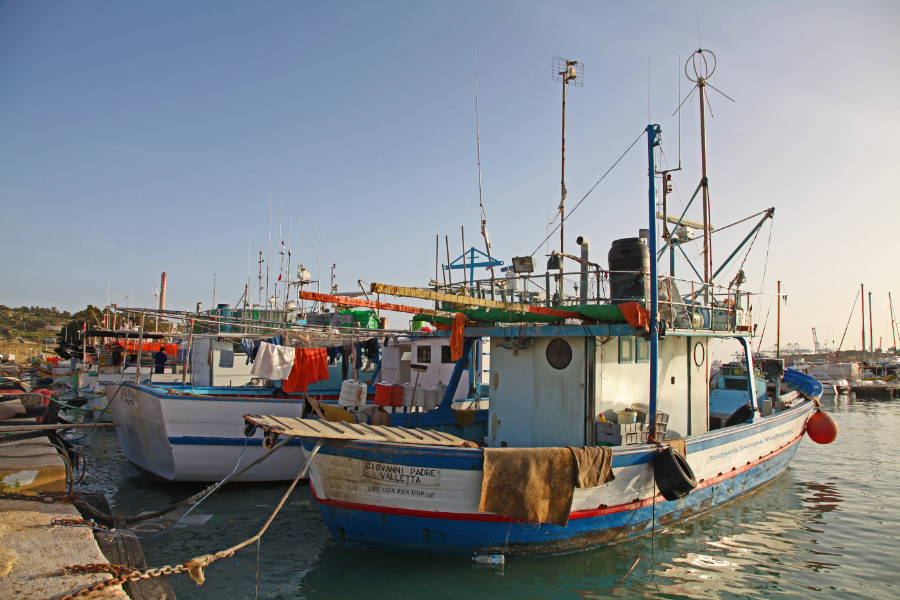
[{"xmin": 438, "ymin": 270, "xmax": 755, "ymax": 334}]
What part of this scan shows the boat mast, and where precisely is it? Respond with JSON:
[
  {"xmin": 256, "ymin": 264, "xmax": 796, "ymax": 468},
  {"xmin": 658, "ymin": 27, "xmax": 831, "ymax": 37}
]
[
  {"xmin": 869, "ymin": 291, "xmax": 874, "ymax": 357},
  {"xmin": 890, "ymin": 292, "xmax": 898, "ymax": 352},
  {"xmin": 553, "ymin": 56, "xmax": 582, "ymax": 295},
  {"xmin": 861, "ymin": 283, "xmax": 866, "ymax": 362},
  {"xmin": 473, "ymin": 51, "xmax": 494, "ymax": 296},
  {"xmin": 647, "ymin": 124, "xmax": 661, "ymax": 439},
  {"xmin": 686, "ymin": 50, "xmax": 718, "ymax": 297},
  {"xmin": 776, "ymin": 280, "xmax": 781, "ymax": 358}
]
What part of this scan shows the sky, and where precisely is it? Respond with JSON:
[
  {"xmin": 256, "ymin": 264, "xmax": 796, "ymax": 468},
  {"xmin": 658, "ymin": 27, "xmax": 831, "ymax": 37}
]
[{"xmin": 2, "ymin": 0, "xmax": 900, "ymax": 354}]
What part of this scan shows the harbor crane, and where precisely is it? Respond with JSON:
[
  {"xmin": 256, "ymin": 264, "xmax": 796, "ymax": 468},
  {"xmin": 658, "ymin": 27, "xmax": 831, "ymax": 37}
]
[{"xmin": 812, "ymin": 327, "xmax": 822, "ymax": 354}]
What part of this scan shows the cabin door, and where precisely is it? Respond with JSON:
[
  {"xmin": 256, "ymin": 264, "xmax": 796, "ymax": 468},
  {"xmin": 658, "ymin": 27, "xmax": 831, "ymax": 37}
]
[{"xmin": 532, "ymin": 337, "xmax": 586, "ymax": 447}]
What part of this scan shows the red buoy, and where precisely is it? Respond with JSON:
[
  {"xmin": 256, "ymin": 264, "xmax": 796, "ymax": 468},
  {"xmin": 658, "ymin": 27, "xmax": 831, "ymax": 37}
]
[{"xmin": 807, "ymin": 410, "xmax": 838, "ymax": 444}]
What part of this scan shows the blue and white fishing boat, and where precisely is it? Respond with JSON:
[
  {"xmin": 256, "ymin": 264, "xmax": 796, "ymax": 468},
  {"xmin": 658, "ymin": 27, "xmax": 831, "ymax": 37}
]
[
  {"xmin": 247, "ymin": 51, "xmax": 835, "ymax": 556},
  {"xmin": 105, "ymin": 310, "xmax": 487, "ymax": 482}
]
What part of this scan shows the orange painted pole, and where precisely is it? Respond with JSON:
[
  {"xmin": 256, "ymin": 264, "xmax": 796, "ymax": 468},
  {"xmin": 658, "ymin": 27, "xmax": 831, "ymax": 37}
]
[{"xmin": 299, "ymin": 291, "xmax": 453, "ymax": 318}]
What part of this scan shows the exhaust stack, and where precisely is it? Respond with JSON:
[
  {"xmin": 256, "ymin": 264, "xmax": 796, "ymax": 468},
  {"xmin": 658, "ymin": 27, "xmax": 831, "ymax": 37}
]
[
  {"xmin": 575, "ymin": 236, "xmax": 590, "ymax": 302},
  {"xmin": 160, "ymin": 272, "xmax": 167, "ymax": 311}
]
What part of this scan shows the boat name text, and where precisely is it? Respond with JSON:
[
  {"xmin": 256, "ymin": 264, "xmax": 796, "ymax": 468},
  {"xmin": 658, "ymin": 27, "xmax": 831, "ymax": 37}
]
[
  {"xmin": 708, "ymin": 429, "xmax": 795, "ymax": 461},
  {"xmin": 363, "ymin": 462, "xmax": 441, "ymax": 486},
  {"xmin": 122, "ymin": 388, "xmax": 138, "ymax": 406}
]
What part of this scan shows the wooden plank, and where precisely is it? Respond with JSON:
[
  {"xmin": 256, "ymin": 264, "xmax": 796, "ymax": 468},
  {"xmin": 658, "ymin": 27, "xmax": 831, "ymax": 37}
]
[
  {"xmin": 369, "ymin": 283, "xmax": 585, "ymax": 320},
  {"xmin": 243, "ymin": 414, "xmax": 469, "ymax": 447}
]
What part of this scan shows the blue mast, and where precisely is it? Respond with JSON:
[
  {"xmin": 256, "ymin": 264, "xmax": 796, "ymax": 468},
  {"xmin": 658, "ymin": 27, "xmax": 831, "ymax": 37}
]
[{"xmin": 647, "ymin": 124, "xmax": 661, "ymax": 438}]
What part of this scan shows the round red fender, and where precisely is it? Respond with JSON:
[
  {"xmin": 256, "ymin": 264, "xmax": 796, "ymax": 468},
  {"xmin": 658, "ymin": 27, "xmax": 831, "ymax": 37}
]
[{"xmin": 807, "ymin": 410, "xmax": 838, "ymax": 444}]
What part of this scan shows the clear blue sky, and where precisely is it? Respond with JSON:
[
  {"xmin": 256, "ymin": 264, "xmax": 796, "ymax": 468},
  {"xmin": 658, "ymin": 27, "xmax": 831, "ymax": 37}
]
[{"xmin": 2, "ymin": 1, "xmax": 899, "ymax": 353}]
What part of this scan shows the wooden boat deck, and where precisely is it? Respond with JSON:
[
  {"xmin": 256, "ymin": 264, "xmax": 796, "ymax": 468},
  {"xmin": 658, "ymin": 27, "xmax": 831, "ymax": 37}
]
[{"xmin": 242, "ymin": 414, "xmax": 471, "ymax": 447}]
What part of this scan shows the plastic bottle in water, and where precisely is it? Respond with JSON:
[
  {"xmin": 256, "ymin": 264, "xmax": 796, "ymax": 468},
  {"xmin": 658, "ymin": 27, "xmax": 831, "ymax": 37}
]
[{"xmin": 473, "ymin": 554, "xmax": 505, "ymax": 565}]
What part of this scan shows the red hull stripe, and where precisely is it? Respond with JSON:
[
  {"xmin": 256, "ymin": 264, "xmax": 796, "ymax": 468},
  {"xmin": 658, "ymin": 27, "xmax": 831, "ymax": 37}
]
[{"xmin": 311, "ymin": 430, "xmax": 805, "ymax": 523}]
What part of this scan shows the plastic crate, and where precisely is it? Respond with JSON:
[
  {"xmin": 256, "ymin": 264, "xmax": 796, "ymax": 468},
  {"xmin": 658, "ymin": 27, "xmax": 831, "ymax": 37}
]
[{"xmin": 596, "ymin": 421, "xmax": 645, "ymax": 446}]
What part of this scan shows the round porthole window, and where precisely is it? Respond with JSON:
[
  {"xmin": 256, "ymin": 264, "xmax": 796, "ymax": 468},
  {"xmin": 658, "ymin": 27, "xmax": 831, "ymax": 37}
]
[
  {"xmin": 546, "ymin": 339, "xmax": 572, "ymax": 370},
  {"xmin": 693, "ymin": 341, "xmax": 705, "ymax": 367}
]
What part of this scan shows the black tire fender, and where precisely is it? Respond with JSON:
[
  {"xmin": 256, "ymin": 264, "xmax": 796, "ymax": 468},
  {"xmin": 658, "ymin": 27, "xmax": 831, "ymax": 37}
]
[{"xmin": 653, "ymin": 447, "xmax": 697, "ymax": 501}]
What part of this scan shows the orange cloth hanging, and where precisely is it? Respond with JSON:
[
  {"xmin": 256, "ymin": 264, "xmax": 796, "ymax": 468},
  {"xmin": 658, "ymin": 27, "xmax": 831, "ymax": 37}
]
[
  {"xmin": 283, "ymin": 347, "xmax": 329, "ymax": 394},
  {"xmin": 450, "ymin": 312, "xmax": 466, "ymax": 362},
  {"xmin": 618, "ymin": 302, "xmax": 650, "ymax": 336}
]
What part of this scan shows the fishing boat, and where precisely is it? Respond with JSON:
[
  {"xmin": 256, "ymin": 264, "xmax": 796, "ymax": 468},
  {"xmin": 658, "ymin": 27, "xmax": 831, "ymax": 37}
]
[
  {"xmin": 246, "ymin": 51, "xmax": 835, "ymax": 557},
  {"xmin": 105, "ymin": 306, "xmax": 488, "ymax": 482}
]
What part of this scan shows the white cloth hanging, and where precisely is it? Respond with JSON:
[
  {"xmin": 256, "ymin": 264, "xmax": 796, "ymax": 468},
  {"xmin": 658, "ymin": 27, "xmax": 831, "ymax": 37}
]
[{"xmin": 250, "ymin": 341, "xmax": 295, "ymax": 380}]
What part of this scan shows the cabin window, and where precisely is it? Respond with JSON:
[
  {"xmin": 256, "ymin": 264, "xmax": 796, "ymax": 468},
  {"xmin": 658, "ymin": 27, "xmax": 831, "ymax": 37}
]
[
  {"xmin": 546, "ymin": 339, "xmax": 572, "ymax": 370},
  {"xmin": 618, "ymin": 337, "xmax": 634, "ymax": 363},
  {"xmin": 441, "ymin": 345, "xmax": 454, "ymax": 364},
  {"xmin": 218, "ymin": 349, "xmax": 235, "ymax": 369},
  {"xmin": 724, "ymin": 377, "xmax": 749, "ymax": 391},
  {"xmin": 416, "ymin": 346, "xmax": 431, "ymax": 364},
  {"xmin": 636, "ymin": 337, "xmax": 650, "ymax": 363}
]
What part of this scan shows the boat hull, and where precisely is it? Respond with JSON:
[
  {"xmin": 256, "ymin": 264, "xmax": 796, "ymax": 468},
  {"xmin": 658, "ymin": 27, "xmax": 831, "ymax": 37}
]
[
  {"xmin": 304, "ymin": 399, "xmax": 815, "ymax": 556},
  {"xmin": 105, "ymin": 382, "xmax": 307, "ymax": 482}
]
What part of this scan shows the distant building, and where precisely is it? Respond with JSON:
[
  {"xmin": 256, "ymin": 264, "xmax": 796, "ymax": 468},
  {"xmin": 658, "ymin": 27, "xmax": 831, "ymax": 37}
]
[{"xmin": 43, "ymin": 325, "xmax": 63, "ymax": 332}]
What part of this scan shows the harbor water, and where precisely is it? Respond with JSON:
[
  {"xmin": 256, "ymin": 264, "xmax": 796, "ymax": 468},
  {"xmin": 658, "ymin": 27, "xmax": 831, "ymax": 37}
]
[{"xmin": 71, "ymin": 393, "xmax": 899, "ymax": 599}]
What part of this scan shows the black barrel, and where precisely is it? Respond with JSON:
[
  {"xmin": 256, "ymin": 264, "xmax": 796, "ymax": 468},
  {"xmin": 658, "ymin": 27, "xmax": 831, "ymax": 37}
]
[{"xmin": 608, "ymin": 237, "xmax": 650, "ymax": 304}]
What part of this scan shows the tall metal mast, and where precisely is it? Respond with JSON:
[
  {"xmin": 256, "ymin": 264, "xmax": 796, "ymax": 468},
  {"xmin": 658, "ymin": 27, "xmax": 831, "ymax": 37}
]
[{"xmin": 552, "ymin": 56, "xmax": 583, "ymax": 283}]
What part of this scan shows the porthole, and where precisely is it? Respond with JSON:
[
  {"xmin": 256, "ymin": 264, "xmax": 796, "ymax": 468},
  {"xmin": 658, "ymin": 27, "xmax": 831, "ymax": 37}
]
[
  {"xmin": 546, "ymin": 339, "xmax": 572, "ymax": 370},
  {"xmin": 693, "ymin": 341, "xmax": 705, "ymax": 367}
]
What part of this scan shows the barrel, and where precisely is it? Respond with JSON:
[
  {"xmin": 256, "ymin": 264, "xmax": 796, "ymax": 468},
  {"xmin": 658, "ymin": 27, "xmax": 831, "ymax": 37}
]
[
  {"xmin": 608, "ymin": 238, "xmax": 650, "ymax": 305},
  {"xmin": 374, "ymin": 383, "xmax": 392, "ymax": 406},
  {"xmin": 390, "ymin": 384, "xmax": 404, "ymax": 407}
]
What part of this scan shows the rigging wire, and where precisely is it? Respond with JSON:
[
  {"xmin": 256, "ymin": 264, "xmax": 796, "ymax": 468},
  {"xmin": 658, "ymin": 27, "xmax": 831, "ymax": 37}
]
[
  {"xmin": 712, "ymin": 209, "xmax": 770, "ymax": 236},
  {"xmin": 530, "ymin": 128, "xmax": 646, "ymax": 257},
  {"xmin": 835, "ymin": 288, "xmax": 861, "ymax": 356}
]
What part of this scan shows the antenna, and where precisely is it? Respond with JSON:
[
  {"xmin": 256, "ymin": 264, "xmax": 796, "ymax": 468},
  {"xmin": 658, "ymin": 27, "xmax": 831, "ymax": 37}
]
[
  {"xmin": 473, "ymin": 51, "xmax": 495, "ymax": 293},
  {"xmin": 552, "ymin": 55, "xmax": 583, "ymax": 288}
]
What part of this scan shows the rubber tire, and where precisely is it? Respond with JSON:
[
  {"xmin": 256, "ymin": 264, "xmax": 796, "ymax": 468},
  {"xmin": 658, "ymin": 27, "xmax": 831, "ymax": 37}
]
[
  {"xmin": 653, "ymin": 447, "xmax": 697, "ymax": 501},
  {"xmin": 724, "ymin": 403, "xmax": 754, "ymax": 427}
]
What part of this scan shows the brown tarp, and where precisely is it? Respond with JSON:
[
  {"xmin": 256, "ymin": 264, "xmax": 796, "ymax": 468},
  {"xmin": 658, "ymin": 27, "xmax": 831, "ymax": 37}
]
[
  {"xmin": 478, "ymin": 446, "xmax": 615, "ymax": 527},
  {"xmin": 568, "ymin": 446, "xmax": 615, "ymax": 489},
  {"xmin": 668, "ymin": 437, "xmax": 686, "ymax": 458}
]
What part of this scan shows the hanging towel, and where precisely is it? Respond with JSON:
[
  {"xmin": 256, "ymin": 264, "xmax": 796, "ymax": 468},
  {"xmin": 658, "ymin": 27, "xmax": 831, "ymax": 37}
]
[
  {"xmin": 450, "ymin": 312, "xmax": 466, "ymax": 362},
  {"xmin": 283, "ymin": 347, "xmax": 330, "ymax": 393},
  {"xmin": 250, "ymin": 342, "xmax": 295, "ymax": 380}
]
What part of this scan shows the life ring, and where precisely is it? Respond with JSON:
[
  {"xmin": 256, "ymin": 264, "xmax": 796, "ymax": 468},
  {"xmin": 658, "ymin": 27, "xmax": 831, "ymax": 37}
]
[
  {"xmin": 724, "ymin": 403, "xmax": 754, "ymax": 427},
  {"xmin": 653, "ymin": 447, "xmax": 697, "ymax": 501}
]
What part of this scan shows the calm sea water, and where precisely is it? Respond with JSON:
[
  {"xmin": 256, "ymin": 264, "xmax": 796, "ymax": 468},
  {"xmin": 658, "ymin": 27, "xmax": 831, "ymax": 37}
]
[{"xmin": 71, "ymin": 393, "xmax": 899, "ymax": 600}]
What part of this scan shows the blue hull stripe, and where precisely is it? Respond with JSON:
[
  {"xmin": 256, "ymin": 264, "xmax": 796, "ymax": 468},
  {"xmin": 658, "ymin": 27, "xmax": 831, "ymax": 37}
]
[{"xmin": 300, "ymin": 400, "xmax": 814, "ymax": 470}]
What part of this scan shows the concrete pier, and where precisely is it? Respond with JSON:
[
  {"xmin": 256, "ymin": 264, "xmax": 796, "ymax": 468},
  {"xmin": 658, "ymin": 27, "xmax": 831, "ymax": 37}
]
[
  {"xmin": 0, "ymin": 434, "xmax": 174, "ymax": 599},
  {"xmin": 0, "ymin": 499, "xmax": 129, "ymax": 599}
]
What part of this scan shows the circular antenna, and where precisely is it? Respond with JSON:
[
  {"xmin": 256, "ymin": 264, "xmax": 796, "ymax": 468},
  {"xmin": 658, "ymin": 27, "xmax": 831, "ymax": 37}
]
[{"xmin": 685, "ymin": 49, "xmax": 716, "ymax": 83}]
